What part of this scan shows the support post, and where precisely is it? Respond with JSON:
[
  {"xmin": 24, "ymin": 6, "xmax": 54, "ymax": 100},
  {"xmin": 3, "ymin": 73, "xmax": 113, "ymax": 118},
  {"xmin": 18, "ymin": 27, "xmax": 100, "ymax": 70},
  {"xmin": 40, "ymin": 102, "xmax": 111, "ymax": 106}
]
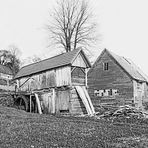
[
  {"xmin": 85, "ymin": 69, "xmax": 88, "ymax": 88},
  {"xmin": 30, "ymin": 95, "xmax": 32, "ymax": 113},
  {"xmin": 35, "ymin": 93, "xmax": 42, "ymax": 114},
  {"xmin": 52, "ymin": 88, "xmax": 55, "ymax": 113}
]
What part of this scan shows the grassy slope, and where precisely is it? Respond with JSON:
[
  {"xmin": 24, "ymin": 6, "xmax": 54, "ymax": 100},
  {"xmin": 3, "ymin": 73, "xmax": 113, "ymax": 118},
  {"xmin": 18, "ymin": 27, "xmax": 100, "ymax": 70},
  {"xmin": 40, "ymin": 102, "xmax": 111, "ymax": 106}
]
[{"xmin": 1, "ymin": 106, "xmax": 148, "ymax": 148}]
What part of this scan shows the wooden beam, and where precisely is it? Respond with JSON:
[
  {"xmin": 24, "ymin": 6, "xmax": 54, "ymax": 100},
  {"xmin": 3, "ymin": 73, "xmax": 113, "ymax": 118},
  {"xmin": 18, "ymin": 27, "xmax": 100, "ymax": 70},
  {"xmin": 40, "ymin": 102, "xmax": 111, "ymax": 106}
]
[
  {"xmin": 34, "ymin": 93, "xmax": 42, "ymax": 114},
  {"xmin": 85, "ymin": 69, "xmax": 88, "ymax": 87},
  {"xmin": 71, "ymin": 67, "xmax": 76, "ymax": 73},
  {"xmin": 30, "ymin": 95, "xmax": 32, "ymax": 113},
  {"xmin": 52, "ymin": 88, "xmax": 55, "ymax": 113},
  {"xmin": 75, "ymin": 86, "xmax": 92, "ymax": 115},
  {"xmin": 82, "ymin": 86, "xmax": 95, "ymax": 114},
  {"xmin": 19, "ymin": 77, "xmax": 32, "ymax": 89}
]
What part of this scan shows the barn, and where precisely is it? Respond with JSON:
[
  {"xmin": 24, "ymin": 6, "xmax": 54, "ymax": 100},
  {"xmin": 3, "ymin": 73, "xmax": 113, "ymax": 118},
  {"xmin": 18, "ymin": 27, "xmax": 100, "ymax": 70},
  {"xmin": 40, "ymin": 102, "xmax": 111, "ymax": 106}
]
[
  {"xmin": 88, "ymin": 49, "xmax": 148, "ymax": 111},
  {"xmin": 14, "ymin": 48, "xmax": 95, "ymax": 115}
]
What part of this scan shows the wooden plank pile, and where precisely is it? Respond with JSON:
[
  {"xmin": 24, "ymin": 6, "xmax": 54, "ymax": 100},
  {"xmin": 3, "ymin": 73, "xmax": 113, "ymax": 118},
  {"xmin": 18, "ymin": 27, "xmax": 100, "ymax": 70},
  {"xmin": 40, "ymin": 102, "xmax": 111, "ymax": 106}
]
[{"xmin": 96, "ymin": 105, "xmax": 148, "ymax": 121}]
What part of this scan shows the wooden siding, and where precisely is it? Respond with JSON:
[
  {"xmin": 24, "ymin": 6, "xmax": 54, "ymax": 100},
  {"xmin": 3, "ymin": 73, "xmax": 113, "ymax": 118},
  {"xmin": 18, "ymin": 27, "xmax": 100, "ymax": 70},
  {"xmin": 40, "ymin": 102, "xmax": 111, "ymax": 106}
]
[
  {"xmin": 17, "ymin": 66, "xmax": 71, "ymax": 91},
  {"xmin": 16, "ymin": 51, "xmax": 89, "ymax": 92},
  {"xmin": 28, "ymin": 87, "xmax": 88, "ymax": 115},
  {"xmin": 143, "ymin": 83, "xmax": 148, "ymax": 102},
  {"xmin": 88, "ymin": 51, "xmax": 133, "ymax": 111},
  {"xmin": 35, "ymin": 89, "xmax": 70, "ymax": 114},
  {"xmin": 56, "ymin": 66, "xmax": 71, "ymax": 87},
  {"xmin": 70, "ymin": 87, "xmax": 87, "ymax": 115},
  {"xmin": 133, "ymin": 81, "xmax": 148, "ymax": 109},
  {"xmin": 40, "ymin": 91, "xmax": 54, "ymax": 114},
  {"xmin": 15, "ymin": 50, "xmax": 92, "ymax": 115},
  {"xmin": 56, "ymin": 90, "xmax": 70, "ymax": 112},
  {"xmin": 71, "ymin": 67, "xmax": 85, "ymax": 86},
  {"xmin": 72, "ymin": 53, "xmax": 87, "ymax": 68}
]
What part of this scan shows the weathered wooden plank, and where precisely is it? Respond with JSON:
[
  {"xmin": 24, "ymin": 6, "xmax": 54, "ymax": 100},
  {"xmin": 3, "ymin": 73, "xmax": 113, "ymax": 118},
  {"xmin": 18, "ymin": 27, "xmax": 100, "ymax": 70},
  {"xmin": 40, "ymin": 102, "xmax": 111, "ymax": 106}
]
[
  {"xmin": 72, "ymin": 77, "xmax": 85, "ymax": 85},
  {"xmin": 17, "ymin": 66, "xmax": 72, "ymax": 91},
  {"xmin": 56, "ymin": 66, "xmax": 71, "ymax": 87},
  {"xmin": 56, "ymin": 90, "xmax": 70, "ymax": 112},
  {"xmin": 72, "ymin": 53, "xmax": 87, "ymax": 68},
  {"xmin": 75, "ymin": 86, "xmax": 92, "ymax": 115},
  {"xmin": 46, "ymin": 70, "xmax": 56, "ymax": 87},
  {"xmin": 34, "ymin": 93, "xmax": 42, "ymax": 114}
]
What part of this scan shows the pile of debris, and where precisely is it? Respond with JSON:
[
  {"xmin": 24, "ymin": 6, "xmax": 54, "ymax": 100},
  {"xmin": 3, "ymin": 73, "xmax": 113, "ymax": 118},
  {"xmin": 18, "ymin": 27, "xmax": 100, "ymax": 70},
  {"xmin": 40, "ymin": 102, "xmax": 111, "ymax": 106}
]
[{"xmin": 96, "ymin": 105, "xmax": 148, "ymax": 123}]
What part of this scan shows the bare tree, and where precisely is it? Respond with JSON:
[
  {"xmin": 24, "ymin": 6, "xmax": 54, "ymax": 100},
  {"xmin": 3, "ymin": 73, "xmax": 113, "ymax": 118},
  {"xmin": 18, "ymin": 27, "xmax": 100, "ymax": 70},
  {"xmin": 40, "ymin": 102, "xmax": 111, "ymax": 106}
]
[
  {"xmin": 7, "ymin": 45, "xmax": 21, "ymax": 75},
  {"xmin": 47, "ymin": 0, "xmax": 97, "ymax": 52}
]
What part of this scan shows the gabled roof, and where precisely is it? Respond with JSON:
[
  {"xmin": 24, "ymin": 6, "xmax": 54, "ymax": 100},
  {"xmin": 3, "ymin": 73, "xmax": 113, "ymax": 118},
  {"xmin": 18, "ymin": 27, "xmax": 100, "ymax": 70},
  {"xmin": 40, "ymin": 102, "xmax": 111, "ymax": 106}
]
[
  {"xmin": 92, "ymin": 49, "xmax": 148, "ymax": 82},
  {"xmin": 0, "ymin": 64, "xmax": 13, "ymax": 75},
  {"xmin": 15, "ymin": 48, "xmax": 91, "ymax": 79}
]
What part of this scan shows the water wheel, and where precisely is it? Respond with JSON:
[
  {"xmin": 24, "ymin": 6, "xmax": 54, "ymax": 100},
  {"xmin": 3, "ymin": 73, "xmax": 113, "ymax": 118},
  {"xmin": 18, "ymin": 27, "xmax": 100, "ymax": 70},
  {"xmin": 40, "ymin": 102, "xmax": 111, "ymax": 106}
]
[{"xmin": 14, "ymin": 95, "xmax": 29, "ymax": 111}]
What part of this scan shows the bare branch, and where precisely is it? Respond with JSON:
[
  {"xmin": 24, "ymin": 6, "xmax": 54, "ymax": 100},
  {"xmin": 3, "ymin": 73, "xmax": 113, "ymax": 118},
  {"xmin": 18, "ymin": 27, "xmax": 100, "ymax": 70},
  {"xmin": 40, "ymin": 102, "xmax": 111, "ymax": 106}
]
[{"xmin": 46, "ymin": 0, "xmax": 98, "ymax": 52}]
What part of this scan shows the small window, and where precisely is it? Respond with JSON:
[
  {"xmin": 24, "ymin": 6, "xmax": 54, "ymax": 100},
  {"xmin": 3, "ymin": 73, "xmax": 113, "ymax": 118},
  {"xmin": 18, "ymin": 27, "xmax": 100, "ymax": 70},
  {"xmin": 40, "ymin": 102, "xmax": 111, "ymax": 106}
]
[
  {"xmin": 109, "ymin": 89, "xmax": 112, "ymax": 96},
  {"xmin": 101, "ymin": 92, "xmax": 104, "ymax": 96},
  {"xmin": 103, "ymin": 62, "xmax": 109, "ymax": 71}
]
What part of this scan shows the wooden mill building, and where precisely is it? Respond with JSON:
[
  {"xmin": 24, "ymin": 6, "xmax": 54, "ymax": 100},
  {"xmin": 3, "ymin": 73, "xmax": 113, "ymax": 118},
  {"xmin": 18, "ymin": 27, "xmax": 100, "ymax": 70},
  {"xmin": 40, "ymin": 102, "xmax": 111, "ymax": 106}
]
[
  {"xmin": 88, "ymin": 49, "xmax": 148, "ymax": 111},
  {"xmin": 14, "ymin": 48, "xmax": 95, "ymax": 115}
]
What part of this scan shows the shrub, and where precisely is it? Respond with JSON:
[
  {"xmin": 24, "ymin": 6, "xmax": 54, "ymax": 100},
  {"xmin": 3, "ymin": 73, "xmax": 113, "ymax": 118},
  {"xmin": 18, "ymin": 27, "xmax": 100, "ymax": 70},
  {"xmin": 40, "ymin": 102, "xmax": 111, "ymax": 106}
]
[{"xmin": 143, "ymin": 102, "xmax": 148, "ymax": 110}]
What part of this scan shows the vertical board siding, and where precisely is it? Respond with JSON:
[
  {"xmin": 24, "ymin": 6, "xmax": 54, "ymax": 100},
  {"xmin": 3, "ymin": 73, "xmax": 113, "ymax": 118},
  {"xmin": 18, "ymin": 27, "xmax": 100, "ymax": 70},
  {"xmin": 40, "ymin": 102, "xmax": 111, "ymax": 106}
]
[
  {"xmin": 40, "ymin": 92, "xmax": 54, "ymax": 114},
  {"xmin": 17, "ymin": 66, "xmax": 71, "ymax": 91},
  {"xmin": 143, "ymin": 83, "xmax": 148, "ymax": 102},
  {"xmin": 56, "ymin": 66, "xmax": 71, "ymax": 87},
  {"xmin": 56, "ymin": 90, "xmax": 70, "ymax": 112},
  {"xmin": 133, "ymin": 80, "xmax": 148, "ymax": 109},
  {"xmin": 46, "ymin": 70, "xmax": 56, "ymax": 87}
]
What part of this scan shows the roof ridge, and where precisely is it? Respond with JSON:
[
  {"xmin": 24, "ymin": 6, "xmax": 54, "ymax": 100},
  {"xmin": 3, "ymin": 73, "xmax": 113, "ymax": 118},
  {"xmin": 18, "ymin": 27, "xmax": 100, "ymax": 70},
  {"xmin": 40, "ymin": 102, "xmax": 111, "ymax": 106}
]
[{"xmin": 106, "ymin": 49, "xmax": 147, "ymax": 82}]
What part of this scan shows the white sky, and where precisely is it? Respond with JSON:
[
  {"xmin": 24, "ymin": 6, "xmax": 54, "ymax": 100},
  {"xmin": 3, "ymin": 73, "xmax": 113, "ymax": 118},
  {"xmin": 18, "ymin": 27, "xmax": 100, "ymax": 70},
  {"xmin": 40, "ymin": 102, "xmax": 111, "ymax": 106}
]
[{"xmin": 0, "ymin": 0, "xmax": 148, "ymax": 74}]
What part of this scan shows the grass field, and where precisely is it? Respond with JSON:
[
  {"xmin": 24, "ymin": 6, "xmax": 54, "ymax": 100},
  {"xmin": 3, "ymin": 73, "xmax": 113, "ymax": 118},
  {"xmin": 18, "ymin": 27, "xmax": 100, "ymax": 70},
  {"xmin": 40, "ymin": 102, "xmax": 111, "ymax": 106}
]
[{"xmin": 1, "ymin": 105, "xmax": 148, "ymax": 148}]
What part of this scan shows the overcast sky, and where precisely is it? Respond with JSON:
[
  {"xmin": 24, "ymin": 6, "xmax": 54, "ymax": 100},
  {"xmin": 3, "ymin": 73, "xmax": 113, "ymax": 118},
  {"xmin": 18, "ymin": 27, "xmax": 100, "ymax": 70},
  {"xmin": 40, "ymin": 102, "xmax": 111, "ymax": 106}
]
[{"xmin": 0, "ymin": 0, "xmax": 148, "ymax": 74}]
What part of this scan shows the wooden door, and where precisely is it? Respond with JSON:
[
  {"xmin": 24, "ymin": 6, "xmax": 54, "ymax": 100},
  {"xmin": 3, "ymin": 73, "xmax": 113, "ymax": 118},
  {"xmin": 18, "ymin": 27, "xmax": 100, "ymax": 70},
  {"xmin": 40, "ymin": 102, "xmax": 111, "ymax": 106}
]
[{"xmin": 56, "ymin": 90, "xmax": 70, "ymax": 112}]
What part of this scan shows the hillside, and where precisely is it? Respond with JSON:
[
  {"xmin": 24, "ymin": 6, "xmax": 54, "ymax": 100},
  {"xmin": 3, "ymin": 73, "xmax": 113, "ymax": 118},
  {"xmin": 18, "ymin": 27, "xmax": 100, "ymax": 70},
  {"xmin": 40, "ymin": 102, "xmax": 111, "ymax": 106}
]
[{"xmin": 1, "ymin": 105, "xmax": 148, "ymax": 147}]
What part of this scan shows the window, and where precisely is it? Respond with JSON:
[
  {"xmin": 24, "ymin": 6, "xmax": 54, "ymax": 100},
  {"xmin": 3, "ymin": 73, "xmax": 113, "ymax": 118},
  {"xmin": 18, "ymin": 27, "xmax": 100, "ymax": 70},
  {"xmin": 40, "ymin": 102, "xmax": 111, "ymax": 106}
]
[
  {"xmin": 103, "ymin": 62, "xmax": 109, "ymax": 71},
  {"xmin": 94, "ymin": 89, "xmax": 119, "ymax": 97},
  {"xmin": 109, "ymin": 89, "xmax": 112, "ymax": 96}
]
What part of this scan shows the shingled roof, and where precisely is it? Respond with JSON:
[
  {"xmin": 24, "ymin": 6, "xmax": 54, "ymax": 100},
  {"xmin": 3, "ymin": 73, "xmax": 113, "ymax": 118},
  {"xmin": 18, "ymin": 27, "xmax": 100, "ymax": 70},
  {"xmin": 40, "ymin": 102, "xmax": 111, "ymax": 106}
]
[
  {"xmin": 92, "ymin": 49, "xmax": 148, "ymax": 82},
  {"xmin": 15, "ymin": 48, "xmax": 91, "ymax": 79},
  {"xmin": 0, "ymin": 64, "xmax": 13, "ymax": 75}
]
